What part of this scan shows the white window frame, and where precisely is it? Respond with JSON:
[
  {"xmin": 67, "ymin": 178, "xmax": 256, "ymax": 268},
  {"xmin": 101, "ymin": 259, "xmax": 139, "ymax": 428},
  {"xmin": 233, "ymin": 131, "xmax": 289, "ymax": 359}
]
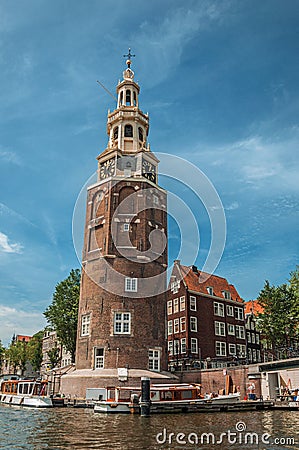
[
  {"xmin": 227, "ymin": 324, "xmax": 235, "ymax": 335},
  {"xmin": 168, "ymin": 340, "xmax": 173, "ymax": 355},
  {"xmin": 207, "ymin": 286, "xmax": 214, "ymax": 296},
  {"xmin": 235, "ymin": 307, "xmax": 244, "ymax": 320},
  {"xmin": 81, "ymin": 314, "xmax": 90, "ymax": 336},
  {"xmin": 181, "ymin": 338, "xmax": 186, "ymax": 354},
  {"xmin": 174, "ymin": 318, "xmax": 179, "ymax": 333},
  {"xmin": 191, "ymin": 338, "xmax": 198, "ymax": 354},
  {"xmin": 148, "ymin": 349, "xmax": 160, "ymax": 372},
  {"xmin": 167, "ymin": 320, "xmax": 173, "ymax": 336},
  {"xmin": 114, "ymin": 312, "xmax": 131, "ymax": 334},
  {"xmin": 173, "ymin": 298, "xmax": 179, "ymax": 313},
  {"xmin": 216, "ymin": 341, "xmax": 226, "ymax": 356},
  {"xmin": 123, "ymin": 223, "xmax": 130, "ymax": 232},
  {"xmin": 94, "ymin": 347, "xmax": 104, "ymax": 369},
  {"xmin": 215, "ymin": 321, "xmax": 226, "ymax": 336},
  {"xmin": 256, "ymin": 334, "xmax": 260, "ymax": 344},
  {"xmin": 190, "ymin": 316, "xmax": 197, "ymax": 332},
  {"xmin": 190, "ymin": 296, "xmax": 196, "ymax": 311},
  {"xmin": 252, "ymin": 333, "xmax": 256, "ymax": 344},
  {"xmin": 180, "ymin": 296, "xmax": 186, "ymax": 311},
  {"xmin": 214, "ymin": 302, "xmax": 224, "ymax": 317},
  {"xmin": 170, "ymin": 281, "xmax": 179, "ymax": 294},
  {"xmin": 235, "ymin": 325, "xmax": 245, "ymax": 339},
  {"xmin": 229, "ymin": 343, "xmax": 236, "ymax": 356},
  {"xmin": 125, "ymin": 277, "xmax": 137, "ymax": 292},
  {"xmin": 236, "ymin": 344, "xmax": 246, "ymax": 358},
  {"xmin": 222, "ymin": 290, "xmax": 231, "ymax": 300},
  {"xmin": 167, "ymin": 300, "xmax": 173, "ymax": 316},
  {"xmin": 180, "ymin": 316, "xmax": 186, "ymax": 332},
  {"xmin": 226, "ymin": 305, "xmax": 234, "ymax": 316},
  {"xmin": 247, "ymin": 331, "xmax": 251, "ymax": 343}
]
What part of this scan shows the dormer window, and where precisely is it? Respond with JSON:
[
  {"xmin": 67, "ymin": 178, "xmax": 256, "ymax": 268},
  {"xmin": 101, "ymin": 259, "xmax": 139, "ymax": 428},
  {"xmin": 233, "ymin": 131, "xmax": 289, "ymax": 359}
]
[
  {"xmin": 126, "ymin": 89, "xmax": 131, "ymax": 106},
  {"xmin": 124, "ymin": 124, "xmax": 133, "ymax": 137},
  {"xmin": 222, "ymin": 290, "xmax": 231, "ymax": 300},
  {"xmin": 207, "ymin": 287, "xmax": 214, "ymax": 296}
]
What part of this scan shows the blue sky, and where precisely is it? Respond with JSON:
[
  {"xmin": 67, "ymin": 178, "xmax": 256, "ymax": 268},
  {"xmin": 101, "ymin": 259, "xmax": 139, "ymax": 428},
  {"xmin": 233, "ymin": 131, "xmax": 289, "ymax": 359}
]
[{"xmin": 0, "ymin": 0, "xmax": 298, "ymax": 345}]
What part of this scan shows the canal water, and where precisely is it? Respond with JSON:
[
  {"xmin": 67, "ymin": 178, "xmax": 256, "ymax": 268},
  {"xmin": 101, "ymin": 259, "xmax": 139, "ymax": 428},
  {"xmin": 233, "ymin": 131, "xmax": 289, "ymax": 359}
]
[{"xmin": 0, "ymin": 406, "xmax": 298, "ymax": 450}]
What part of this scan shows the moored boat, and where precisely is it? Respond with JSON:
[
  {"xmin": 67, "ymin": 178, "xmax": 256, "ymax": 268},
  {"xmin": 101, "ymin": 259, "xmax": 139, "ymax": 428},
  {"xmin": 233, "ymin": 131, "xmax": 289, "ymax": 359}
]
[
  {"xmin": 0, "ymin": 379, "xmax": 52, "ymax": 408},
  {"xmin": 93, "ymin": 383, "xmax": 240, "ymax": 414}
]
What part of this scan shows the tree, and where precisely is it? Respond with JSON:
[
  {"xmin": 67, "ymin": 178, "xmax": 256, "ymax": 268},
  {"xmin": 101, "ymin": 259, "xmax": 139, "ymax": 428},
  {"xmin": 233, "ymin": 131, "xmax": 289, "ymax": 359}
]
[
  {"xmin": 44, "ymin": 269, "xmax": 80, "ymax": 363},
  {"xmin": 47, "ymin": 343, "xmax": 61, "ymax": 369},
  {"xmin": 27, "ymin": 331, "xmax": 44, "ymax": 372},
  {"xmin": 5, "ymin": 339, "xmax": 27, "ymax": 375},
  {"xmin": 0, "ymin": 340, "xmax": 5, "ymax": 369},
  {"xmin": 257, "ymin": 268, "xmax": 299, "ymax": 356}
]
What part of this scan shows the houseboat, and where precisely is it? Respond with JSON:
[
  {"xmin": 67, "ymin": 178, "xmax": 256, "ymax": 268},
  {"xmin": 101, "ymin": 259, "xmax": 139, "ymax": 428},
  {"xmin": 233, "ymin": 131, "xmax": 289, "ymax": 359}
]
[
  {"xmin": 0, "ymin": 379, "xmax": 52, "ymax": 408},
  {"xmin": 93, "ymin": 383, "xmax": 240, "ymax": 414}
]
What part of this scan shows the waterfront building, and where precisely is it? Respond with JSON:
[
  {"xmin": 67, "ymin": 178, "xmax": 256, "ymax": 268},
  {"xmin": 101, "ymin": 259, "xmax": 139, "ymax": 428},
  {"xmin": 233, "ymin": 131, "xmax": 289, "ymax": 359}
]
[
  {"xmin": 167, "ymin": 261, "xmax": 247, "ymax": 370},
  {"xmin": 244, "ymin": 301, "xmax": 262, "ymax": 363},
  {"xmin": 41, "ymin": 329, "xmax": 72, "ymax": 374}
]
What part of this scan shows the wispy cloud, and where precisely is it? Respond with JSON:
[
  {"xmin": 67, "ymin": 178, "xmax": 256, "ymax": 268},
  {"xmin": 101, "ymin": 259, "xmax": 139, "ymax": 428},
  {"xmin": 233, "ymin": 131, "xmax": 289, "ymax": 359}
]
[
  {"xmin": 0, "ymin": 232, "xmax": 23, "ymax": 254},
  {"xmin": 0, "ymin": 148, "xmax": 21, "ymax": 165}
]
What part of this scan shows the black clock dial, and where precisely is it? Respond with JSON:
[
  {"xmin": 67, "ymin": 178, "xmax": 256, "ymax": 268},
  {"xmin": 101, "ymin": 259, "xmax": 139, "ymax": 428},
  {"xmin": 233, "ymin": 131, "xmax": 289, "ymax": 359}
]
[
  {"xmin": 100, "ymin": 158, "xmax": 116, "ymax": 180},
  {"xmin": 142, "ymin": 160, "xmax": 156, "ymax": 183}
]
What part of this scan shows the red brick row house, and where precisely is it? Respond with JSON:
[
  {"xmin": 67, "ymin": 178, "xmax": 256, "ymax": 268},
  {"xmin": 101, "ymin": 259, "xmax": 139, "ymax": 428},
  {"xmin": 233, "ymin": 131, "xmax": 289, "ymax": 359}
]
[{"xmin": 167, "ymin": 261, "xmax": 249, "ymax": 370}]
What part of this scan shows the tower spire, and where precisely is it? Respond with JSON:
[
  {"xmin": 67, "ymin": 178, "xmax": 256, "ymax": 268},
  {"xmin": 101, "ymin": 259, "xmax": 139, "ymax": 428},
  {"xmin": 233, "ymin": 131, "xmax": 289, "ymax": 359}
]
[{"xmin": 123, "ymin": 48, "xmax": 135, "ymax": 68}]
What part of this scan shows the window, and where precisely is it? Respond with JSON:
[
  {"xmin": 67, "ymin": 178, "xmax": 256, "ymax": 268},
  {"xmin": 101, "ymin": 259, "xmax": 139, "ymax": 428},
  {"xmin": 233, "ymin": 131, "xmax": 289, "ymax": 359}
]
[
  {"xmin": 215, "ymin": 321, "xmax": 226, "ymax": 336},
  {"xmin": 252, "ymin": 333, "xmax": 255, "ymax": 344},
  {"xmin": 124, "ymin": 124, "xmax": 133, "ymax": 137},
  {"xmin": 251, "ymin": 321, "xmax": 255, "ymax": 330},
  {"xmin": 113, "ymin": 127, "xmax": 118, "ymax": 140},
  {"xmin": 167, "ymin": 320, "xmax": 173, "ymax": 336},
  {"xmin": 123, "ymin": 223, "xmax": 130, "ymax": 232},
  {"xmin": 174, "ymin": 318, "xmax": 179, "ymax": 333},
  {"xmin": 153, "ymin": 195, "xmax": 159, "ymax": 205},
  {"xmin": 180, "ymin": 317, "xmax": 186, "ymax": 332},
  {"xmin": 173, "ymin": 340, "xmax": 180, "ymax": 355},
  {"xmin": 207, "ymin": 287, "xmax": 214, "ymax": 295},
  {"xmin": 235, "ymin": 307, "xmax": 244, "ymax": 320},
  {"xmin": 236, "ymin": 344, "xmax": 246, "ymax": 358},
  {"xmin": 229, "ymin": 344, "xmax": 236, "ymax": 356},
  {"xmin": 257, "ymin": 350, "xmax": 261, "ymax": 361},
  {"xmin": 180, "ymin": 296, "xmax": 186, "ymax": 311},
  {"xmin": 247, "ymin": 331, "xmax": 251, "ymax": 343},
  {"xmin": 125, "ymin": 277, "xmax": 137, "ymax": 292},
  {"xmin": 114, "ymin": 312, "xmax": 131, "ymax": 334},
  {"xmin": 235, "ymin": 325, "xmax": 245, "ymax": 339},
  {"xmin": 170, "ymin": 280, "xmax": 179, "ymax": 294},
  {"xmin": 125, "ymin": 90, "xmax": 131, "ymax": 106},
  {"xmin": 190, "ymin": 296, "xmax": 196, "ymax": 311},
  {"xmin": 222, "ymin": 291, "xmax": 231, "ymax": 300},
  {"xmin": 214, "ymin": 302, "xmax": 224, "ymax": 317},
  {"xmin": 168, "ymin": 340, "xmax": 173, "ymax": 355},
  {"xmin": 94, "ymin": 348, "xmax": 104, "ymax": 369},
  {"xmin": 81, "ymin": 314, "xmax": 90, "ymax": 336},
  {"xmin": 190, "ymin": 316, "xmax": 197, "ymax": 332},
  {"xmin": 256, "ymin": 334, "xmax": 260, "ymax": 344},
  {"xmin": 227, "ymin": 324, "xmax": 235, "ymax": 335},
  {"xmin": 226, "ymin": 305, "xmax": 234, "ymax": 316},
  {"xmin": 148, "ymin": 349, "xmax": 160, "ymax": 372},
  {"xmin": 173, "ymin": 298, "xmax": 179, "ymax": 313},
  {"xmin": 252, "ymin": 349, "xmax": 257, "ymax": 361},
  {"xmin": 181, "ymin": 338, "xmax": 186, "ymax": 354},
  {"xmin": 167, "ymin": 300, "xmax": 173, "ymax": 316},
  {"xmin": 191, "ymin": 338, "xmax": 198, "ymax": 354},
  {"xmin": 216, "ymin": 341, "xmax": 226, "ymax": 356}
]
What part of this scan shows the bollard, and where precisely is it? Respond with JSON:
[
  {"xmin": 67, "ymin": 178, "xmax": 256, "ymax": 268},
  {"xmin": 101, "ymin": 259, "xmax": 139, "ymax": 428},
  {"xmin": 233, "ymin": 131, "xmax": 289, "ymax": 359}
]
[{"xmin": 140, "ymin": 377, "xmax": 151, "ymax": 417}]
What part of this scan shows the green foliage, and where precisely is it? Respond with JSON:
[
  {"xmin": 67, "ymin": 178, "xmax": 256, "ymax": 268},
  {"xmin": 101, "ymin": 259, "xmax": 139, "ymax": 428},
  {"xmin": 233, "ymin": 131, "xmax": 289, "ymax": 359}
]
[
  {"xmin": 5, "ymin": 340, "xmax": 27, "ymax": 375},
  {"xmin": 27, "ymin": 331, "xmax": 44, "ymax": 372},
  {"xmin": 47, "ymin": 343, "xmax": 61, "ymax": 369},
  {"xmin": 44, "ymin": 269, "xmax": 81, "ymax": 363},
  {"xmin": 257, "ymin": 267, "xmax": 299, "ymax": 353},
  {"xmin": 0, "ymin": 340, "xmax": 5, "ymax": 367}
]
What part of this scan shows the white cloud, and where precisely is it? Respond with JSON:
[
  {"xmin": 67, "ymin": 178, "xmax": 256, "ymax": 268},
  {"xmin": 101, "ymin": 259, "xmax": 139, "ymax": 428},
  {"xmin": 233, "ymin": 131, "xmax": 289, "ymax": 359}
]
[
  {"xmin": 0, "ymin": 305, "xmax": 46, "ymax": 346},
  {"xmin": 225, "ymin": 202, "xmax": 239, "ymax": 211},
  {"xmin": 0, "ymin": 149, "xmax": 21, "ymax": 165},
  {"xmin": 0, "ymin": 231, "xmax": 23, "ymax": 254}
]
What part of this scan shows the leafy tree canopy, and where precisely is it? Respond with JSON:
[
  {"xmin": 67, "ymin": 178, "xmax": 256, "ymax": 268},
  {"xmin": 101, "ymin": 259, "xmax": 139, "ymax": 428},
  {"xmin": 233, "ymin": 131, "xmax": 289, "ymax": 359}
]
[
  {"xmin": 0, "ymin": 340, "xmax": 5, "ymax": 366},
  {"xmin": 257, "ymin": 267, "xmax": 299, "ymax": 352},
  {"xmin": 44, "ymin": 269, "xmax": 80, "ymax": 363},
  {"xmin": 27, "ymin": 331, "xmax": 44, "ymax": 372},
  {"xmin": 5, "ymin": 340, "xmax": 27, "ymax": 375}
]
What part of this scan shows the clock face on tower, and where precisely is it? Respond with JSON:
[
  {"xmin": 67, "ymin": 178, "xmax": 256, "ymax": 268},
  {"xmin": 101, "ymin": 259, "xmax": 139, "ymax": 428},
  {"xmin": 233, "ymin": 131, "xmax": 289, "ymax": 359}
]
[
  {"xmin": 142, "ymin": 159, "xmax": 156, "ymax": 183},
  {"xmin": 100, "ymin": 158, "xmax": 116, "ymax": 180}
]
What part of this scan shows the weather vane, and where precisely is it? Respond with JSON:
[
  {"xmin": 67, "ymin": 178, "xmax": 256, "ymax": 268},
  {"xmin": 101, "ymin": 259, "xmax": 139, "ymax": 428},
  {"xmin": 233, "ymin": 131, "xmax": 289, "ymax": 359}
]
[{"xmin": 123, "ymin": 48, "xmax": 135, "ymax": 68}]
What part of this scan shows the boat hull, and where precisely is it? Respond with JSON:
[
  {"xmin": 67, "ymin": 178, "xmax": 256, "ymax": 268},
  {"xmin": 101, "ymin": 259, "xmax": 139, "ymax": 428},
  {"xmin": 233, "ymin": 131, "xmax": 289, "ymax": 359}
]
[{"xmin": 0, "ymin": 393, "xmax": 52, "ymax": 408}]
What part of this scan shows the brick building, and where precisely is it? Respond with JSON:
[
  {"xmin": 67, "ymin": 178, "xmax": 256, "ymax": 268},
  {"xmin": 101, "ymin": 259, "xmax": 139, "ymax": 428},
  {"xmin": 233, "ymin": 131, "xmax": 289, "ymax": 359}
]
[
  {"xmin": 244, "ymin": 301, "xmax": 262, "ymax": 363},
  {"xmin": 41, "ymin": 329, "xmax": 72, "ymax": 374},
  {"xmin": 73, "ymin": 54, "xmax": 168, "ymax": 377},
  {"xmin": 167, "ymin": 261, "xmax": 247, "ymax": 369}
]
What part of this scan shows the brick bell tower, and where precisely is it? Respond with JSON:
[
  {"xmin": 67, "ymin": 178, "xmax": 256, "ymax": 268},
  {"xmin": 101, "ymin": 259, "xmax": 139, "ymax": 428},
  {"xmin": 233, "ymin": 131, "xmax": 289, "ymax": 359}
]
[{"xmin": 75, "ymin": 51, "xmax": 168, "ymax": 374}]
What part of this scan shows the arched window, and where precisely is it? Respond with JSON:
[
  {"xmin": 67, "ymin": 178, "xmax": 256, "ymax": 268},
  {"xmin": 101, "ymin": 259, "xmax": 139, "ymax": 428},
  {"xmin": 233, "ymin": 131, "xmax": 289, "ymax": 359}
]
[
  {"xmin": 138, "ymin": 127, "xmax": 143, "ymax": 142},
  {"xmin": 126, "ymin": 90, "xmax": 131, "ymax": 106},
  {"xmin": 133, "ymin": 92, "xmax": 137, "ymax": 106},
  {"xmin": 119, "ymin": 92, "xmax": 123, "ymax": 106},
  {"xmin": 113, "ymin": 127, "xmax": 118, "ymax": 140},
  {"xmin": 124, "ymin": 124, "xmax": 133, "ymax": 137}
]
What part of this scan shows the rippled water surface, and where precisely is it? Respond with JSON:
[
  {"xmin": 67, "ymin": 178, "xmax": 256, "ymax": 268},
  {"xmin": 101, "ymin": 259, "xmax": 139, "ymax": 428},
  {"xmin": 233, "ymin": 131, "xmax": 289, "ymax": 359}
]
[{"xmin": 0, "ymin": 405, "xmax": 299, "ymax": 449}]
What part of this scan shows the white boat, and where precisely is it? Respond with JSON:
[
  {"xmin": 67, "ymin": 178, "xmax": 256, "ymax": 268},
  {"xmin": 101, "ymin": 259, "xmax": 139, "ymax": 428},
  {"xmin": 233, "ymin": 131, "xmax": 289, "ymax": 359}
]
[
  {"xmin": 94, "ymin": 383, "xmax": 240, "ymax": 414},
  {"xmin": 0, "ymin": 379, "xmax": 52, "ymax": 408}
]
